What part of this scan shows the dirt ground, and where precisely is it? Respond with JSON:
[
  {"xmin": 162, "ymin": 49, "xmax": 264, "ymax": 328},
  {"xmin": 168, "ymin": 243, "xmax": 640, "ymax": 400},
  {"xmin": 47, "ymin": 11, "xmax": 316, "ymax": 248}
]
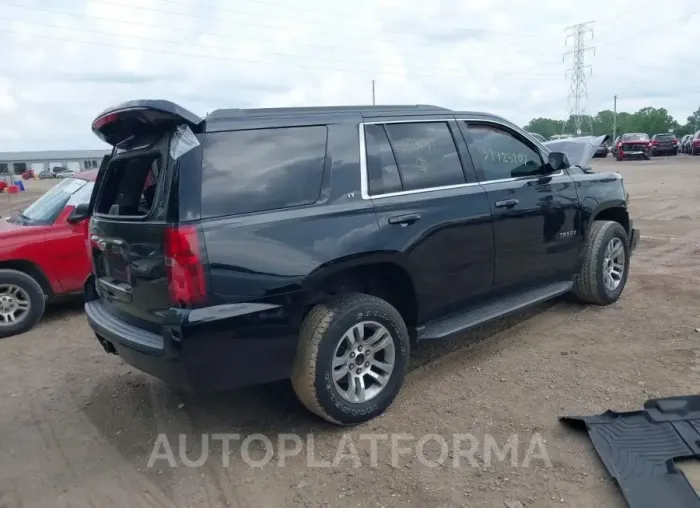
[{"xmin": 0, "ymin": 157, "xmax": 698, "ymax": 508}]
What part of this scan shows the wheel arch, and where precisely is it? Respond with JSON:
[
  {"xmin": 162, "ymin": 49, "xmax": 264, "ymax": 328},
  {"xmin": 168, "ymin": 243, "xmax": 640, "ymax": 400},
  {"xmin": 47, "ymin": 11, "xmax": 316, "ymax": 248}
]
[
  {"xmin": 302, "ymin": 252, "xmax": 419, "ymax": 328},
  {"xmin": 0, "ymin": 259, "xmax": 54, "ymax": 297},
  {"xmin": 588, "ymin": 202, "xmax": 630, "ymax": 237}
]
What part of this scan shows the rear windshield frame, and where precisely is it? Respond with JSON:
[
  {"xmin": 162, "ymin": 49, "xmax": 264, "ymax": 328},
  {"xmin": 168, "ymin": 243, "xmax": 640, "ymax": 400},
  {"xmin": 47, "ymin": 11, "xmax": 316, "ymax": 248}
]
[
  {"xmin": 622, "ymin": 133, "xmax": 649, "ymax": 141},
  {"xmin": 93, "ymin": 133, "xmax": 170, "ymax": 221}
]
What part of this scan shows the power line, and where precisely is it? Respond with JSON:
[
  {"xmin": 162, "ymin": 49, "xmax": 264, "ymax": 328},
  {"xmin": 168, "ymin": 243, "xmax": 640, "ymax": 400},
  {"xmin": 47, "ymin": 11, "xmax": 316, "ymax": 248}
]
[
  {"xmin": 148, "ymin": 0, "xmax": 560, "ymax": 39},
  {"xmin": 0, "ymin": 16, "xmax": 563, "ymax": 77},
  {"xmin": 0, "ymin": 27, "xmax": 562, "ymax": 81},
  {"xmin": 0, "ymin": 2, "xmax": 565, "ymax": 58},
  {"xmin": 2, "ymin": 0, "xmax": 565, "ymax": 50},
  {"xmin": 562, "ymin": 21, "xmax": 595, "ymax": 135},
  {"xmin": 596, "ymin": 10, "xmax": 697, "ymax": 46}
]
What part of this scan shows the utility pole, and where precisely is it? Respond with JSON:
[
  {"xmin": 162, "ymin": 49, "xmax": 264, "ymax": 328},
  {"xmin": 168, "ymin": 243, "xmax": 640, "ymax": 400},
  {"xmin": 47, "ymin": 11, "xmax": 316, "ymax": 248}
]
[
  {"xmin": 563, "ymin": 21, "xmax": 595, "ymax": 136},
  {"xmin": 372, "ymin": 80, "xmax": 376, "ymax": 105},
  {"xmin": 613, "ymin": 94, "xmax": 618, "ymax": 141}
]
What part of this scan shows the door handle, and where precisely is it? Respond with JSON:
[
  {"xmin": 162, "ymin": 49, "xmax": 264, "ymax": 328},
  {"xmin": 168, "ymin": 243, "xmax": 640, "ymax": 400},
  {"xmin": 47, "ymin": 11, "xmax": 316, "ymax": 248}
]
[
  {"xmin": 388, "ymin": 213, "xmax": 422, "ymax": 225},
  {"xmin": 494, "ymin": 199, "xmax": 519, "ymax": 209}
]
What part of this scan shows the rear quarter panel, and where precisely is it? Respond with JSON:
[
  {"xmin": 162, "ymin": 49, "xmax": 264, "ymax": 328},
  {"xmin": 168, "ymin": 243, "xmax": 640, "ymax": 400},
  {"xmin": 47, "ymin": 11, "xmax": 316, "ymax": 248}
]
[{"xmin": 200, "ymin": 122, "xmax": 380, "ymax": 306}]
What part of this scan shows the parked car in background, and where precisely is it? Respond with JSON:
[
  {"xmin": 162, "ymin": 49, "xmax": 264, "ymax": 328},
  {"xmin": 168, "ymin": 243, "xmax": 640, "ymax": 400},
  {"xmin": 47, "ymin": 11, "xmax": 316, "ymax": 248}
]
[
  {"xmin": 83, "ymin": 100, "xmax": 638, "ymax": 425},
  {"xmin": 690, "ymin": 131, "xmax": 700, "ymax": 155},
  {"xmin": 593, "ymin": 142, "xmax": 608, "ymax": 158},
  {"xmin": 57, "ymin": 169, "xmax": 79, "ymax": 179},
  {"xmin": 650, "ymin": 133, "xmax": 679, "ymax": 156},
  {"xmin": 527, "ymin": 132, "xmax": 547, "ymax": 143},
  {"xmin": 680, "ymin": 134, "xmax": 692, "ymax": 154},
  {"xmin": 616, "ymin": 133, "xmax": 650, "ymax": 161},
  {"xmin": 687, "ymin": 131, "xmax": 700, "ymax": 155},
  {"xmin": 38, "ymin": 169, "xmax": 54, "ymax": 180},
  {"xmin": 0, "ymin": 171, "xmax": 97, "ymax": 338},
  {"xmin": 611, "ymin": 136, "xmax": 621, "ymax": 157}
]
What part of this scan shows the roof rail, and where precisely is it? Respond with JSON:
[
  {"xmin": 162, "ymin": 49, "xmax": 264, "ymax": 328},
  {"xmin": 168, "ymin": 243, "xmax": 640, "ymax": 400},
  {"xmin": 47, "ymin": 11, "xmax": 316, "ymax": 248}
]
[{"xmin": 206, "ymin": 104, "xmax": 450, "ymax": 120}]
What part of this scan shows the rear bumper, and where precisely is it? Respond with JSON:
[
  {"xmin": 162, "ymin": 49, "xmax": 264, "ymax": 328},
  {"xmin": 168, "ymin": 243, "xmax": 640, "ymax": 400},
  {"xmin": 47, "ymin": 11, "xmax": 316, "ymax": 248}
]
[{"xmin": 84, "ymin": 278, "xmax": 300, "ymax": 391}]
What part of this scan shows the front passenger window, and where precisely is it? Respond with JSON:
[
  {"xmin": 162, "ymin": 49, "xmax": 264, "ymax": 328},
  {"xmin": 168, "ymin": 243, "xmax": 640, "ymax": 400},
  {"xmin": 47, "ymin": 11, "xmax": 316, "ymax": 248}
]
[{"xmin": 465, "ymin": 124, "xmax": 543, "ymax": 181}]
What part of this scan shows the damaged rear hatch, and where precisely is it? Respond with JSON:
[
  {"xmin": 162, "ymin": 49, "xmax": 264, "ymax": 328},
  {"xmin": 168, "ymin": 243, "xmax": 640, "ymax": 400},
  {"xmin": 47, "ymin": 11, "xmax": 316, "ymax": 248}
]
[{"xmin": 86, "ymin": 100, "xmax": 205, "ymax": 342}]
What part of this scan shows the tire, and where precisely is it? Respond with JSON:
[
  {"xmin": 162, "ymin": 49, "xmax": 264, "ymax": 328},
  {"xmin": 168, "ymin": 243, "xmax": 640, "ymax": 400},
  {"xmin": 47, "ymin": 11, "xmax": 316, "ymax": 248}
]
[
  {"xmin": 573, "ymin": 221, "xmax": 630, "ymax": 306},
  {"xmin": 291, "ymin": 293, "xmax": 410, "ymax": 425},
  {"xmin": 0, "ymin": 269, "xmax": 46, "ymax": 338}
]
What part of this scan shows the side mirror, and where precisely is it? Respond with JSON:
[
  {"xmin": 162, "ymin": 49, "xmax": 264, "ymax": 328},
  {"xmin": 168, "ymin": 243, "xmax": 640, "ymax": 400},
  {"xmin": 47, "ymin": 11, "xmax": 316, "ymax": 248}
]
[
  {"xmin": 67, "ymin": 203, "xmax": 90, "ymax": 224},
  {"xmin": 547, "ymin": 151, "xmax": 570, "ymax": 172}
]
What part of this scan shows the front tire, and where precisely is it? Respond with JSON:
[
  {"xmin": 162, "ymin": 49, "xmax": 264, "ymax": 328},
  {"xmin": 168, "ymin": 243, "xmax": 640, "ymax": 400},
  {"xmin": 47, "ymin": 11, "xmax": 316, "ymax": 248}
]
[
  {"xmin": 291, "ymin": 293, "xmax": 410, "ymax": 425},
  {"xmin": 573, "ymin": 221, "xmax": 630, "ymax": 306},
  {"xmin": 0, "ymin": 269, "xmax": 46, "ymax": 338}
]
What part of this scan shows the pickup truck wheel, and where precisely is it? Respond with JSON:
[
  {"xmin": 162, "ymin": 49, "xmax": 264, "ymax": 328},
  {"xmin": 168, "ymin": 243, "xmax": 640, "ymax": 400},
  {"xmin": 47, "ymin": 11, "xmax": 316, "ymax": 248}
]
[
  {"xmin": 573, "ymin": 221, "xmax": 630, "ymax": 306},
  {"xmin": 291, "ymin": 293, "xmax": 410, "ymax": 425},
  {"xmin": 0, "ymin": 269, "xmax": 46, "ymax": 339}
]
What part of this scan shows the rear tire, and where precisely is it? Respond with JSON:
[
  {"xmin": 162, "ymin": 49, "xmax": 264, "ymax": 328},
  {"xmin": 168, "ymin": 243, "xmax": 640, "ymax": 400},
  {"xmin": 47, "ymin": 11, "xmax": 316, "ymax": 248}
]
[
  {"xmin": 0, "ymin": 269, "xmax": 46, "ymax": 339},
  {"xmin": 573, "ymin": 221, "xmax": 630, "ymax": 306},
  {"xmin": 291, "ymin": 293, "xmax": 410, "ymax": 425}
]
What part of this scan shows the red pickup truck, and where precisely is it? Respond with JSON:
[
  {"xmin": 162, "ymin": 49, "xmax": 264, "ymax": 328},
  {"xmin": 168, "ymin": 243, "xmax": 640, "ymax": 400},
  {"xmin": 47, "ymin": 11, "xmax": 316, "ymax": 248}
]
[{"xmin": 0, "ymin": 170, "xmax": 96, "ymax": 338}]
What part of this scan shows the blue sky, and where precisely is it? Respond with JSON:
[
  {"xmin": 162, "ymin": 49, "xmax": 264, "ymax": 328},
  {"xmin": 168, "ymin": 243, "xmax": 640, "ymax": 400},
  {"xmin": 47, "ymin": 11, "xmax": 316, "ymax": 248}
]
[{"xmin": 0, "ymin": 0, "xmax": 697, "ymax": 150}]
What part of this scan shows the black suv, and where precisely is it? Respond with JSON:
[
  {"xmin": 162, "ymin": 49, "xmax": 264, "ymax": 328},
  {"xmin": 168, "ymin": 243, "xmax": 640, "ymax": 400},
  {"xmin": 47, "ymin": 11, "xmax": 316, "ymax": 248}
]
[
  {"xmin": 83, "ymin": 101, "xmax": 639, "ymax": 425},
  {"xmin": 650, "ymin": 133, "xmax": 679, "ymax": 156}
]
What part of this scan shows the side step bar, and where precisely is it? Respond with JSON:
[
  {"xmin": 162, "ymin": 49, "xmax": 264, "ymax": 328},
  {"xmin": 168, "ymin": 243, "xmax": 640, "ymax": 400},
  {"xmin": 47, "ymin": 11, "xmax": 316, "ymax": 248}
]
[{"xmin": 417, "ymin": 281, "xmax": 573, "ymax": 341}]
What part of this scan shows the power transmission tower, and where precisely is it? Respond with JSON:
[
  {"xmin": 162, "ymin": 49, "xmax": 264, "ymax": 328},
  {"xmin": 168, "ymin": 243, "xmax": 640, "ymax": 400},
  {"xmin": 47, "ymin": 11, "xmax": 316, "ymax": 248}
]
[{"xmin": 562, "ymin": 21, "xmax": 595, "ymax": 136}]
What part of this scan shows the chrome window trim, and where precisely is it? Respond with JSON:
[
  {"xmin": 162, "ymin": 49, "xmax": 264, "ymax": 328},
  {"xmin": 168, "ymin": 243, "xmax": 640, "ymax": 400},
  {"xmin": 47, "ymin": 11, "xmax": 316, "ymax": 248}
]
[{"xmin": 359, "ymin": 117, "xmax": 557, "ymax": 200}]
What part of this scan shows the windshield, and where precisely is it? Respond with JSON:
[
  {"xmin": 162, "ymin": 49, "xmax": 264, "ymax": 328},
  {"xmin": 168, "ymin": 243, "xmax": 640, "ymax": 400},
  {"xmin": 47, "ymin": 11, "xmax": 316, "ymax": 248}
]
[
  {"xmin": 20, "ymin": 178, "xmax": 89, "ymax": 225},
  {"xmin": 622, "ymin": 133, "xmax": 649, "ymax": 141}
]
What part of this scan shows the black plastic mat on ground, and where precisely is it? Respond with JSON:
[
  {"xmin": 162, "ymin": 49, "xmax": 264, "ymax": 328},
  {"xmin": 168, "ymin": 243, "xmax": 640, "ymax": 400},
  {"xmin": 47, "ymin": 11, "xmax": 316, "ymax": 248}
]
[{"xmin": 561, "ymin": 395, "xmax": 700, "ymax": 508}]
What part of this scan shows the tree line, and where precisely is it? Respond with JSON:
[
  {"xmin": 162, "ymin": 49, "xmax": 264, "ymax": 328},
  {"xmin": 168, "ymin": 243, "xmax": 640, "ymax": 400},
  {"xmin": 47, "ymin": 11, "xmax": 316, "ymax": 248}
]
[{"xmin": 523, "ymin": 105, "xmax": 700, "ymax": 140}]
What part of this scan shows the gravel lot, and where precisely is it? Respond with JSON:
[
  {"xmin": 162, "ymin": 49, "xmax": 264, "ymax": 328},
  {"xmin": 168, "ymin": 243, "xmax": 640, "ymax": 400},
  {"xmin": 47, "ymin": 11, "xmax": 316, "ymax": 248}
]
[{"xmin": 1, "ymin": 156, "xmax": 699, "ymax": 508}]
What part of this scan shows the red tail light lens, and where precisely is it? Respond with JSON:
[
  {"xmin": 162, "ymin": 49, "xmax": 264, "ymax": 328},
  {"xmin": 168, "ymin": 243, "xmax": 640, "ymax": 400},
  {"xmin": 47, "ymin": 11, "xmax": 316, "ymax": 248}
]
[
  {"xmin": 92, "ymin": 113, "xmax": 119, "ymax": 130},
  {"xmin": 651, "ymin": 141, "xmax": 659, "ymax": 146},
  {"xmin": 164, "ymin": 225, "xmax": 206, "ymax": 306}
]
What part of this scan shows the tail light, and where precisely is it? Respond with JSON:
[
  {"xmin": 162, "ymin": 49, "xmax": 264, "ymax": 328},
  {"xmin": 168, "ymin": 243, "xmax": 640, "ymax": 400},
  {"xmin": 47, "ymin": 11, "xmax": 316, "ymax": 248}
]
[
  {"xmin": 694, "ymin": 139, "xmax": 700, "ymax": 146},
  {"xmin": 616, "ymin": 142, "xmax": 621, "ymax": 149},
  {"xmin": 651, "ymin": 140, "xmax": 659, "ymax": 146},
  {"xmin": 164, "ymin": 225, "xmax": 207, "ymax": 306},
  {"xmin": 86, "ymin": 220, "xmax": 97, "ymax": 268}
]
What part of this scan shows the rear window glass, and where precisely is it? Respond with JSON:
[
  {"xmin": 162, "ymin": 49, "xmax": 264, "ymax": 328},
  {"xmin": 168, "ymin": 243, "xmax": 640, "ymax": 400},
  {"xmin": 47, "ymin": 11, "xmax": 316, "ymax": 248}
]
[
  {"xmin": 383, "ymin": 122, "xmax": 465, "ymax": 191},
  {"xmin": 655, "ymin": 134, "xmax": 675, "ymax": 140},
  {"xmin": 622, "ymin": 134, "xmax": 649, "ymax": 141},
  {"xmin": 364, "ymin": 124, "xmax": 403, "ymax": 196},
  {"xmin": 95, "ymin": 155, "xmax": 161, "ymax": 217},
  {"xmin": 200, "ymin": 126, "xmax": 327, "ymax": 218}
]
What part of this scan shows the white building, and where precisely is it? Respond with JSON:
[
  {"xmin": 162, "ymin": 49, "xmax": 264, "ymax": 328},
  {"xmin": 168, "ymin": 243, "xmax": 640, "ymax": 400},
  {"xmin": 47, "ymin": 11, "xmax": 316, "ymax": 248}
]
[{"xmin": 0, "ymin": 149, "xmax": 111, "ymax": 175}]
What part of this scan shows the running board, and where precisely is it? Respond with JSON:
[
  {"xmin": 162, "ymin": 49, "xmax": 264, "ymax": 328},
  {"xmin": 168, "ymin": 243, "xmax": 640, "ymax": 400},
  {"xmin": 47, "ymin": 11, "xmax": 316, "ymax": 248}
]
[{"xmin": 417, "ymin": 281, "xmax": 573, "ymax": 341}]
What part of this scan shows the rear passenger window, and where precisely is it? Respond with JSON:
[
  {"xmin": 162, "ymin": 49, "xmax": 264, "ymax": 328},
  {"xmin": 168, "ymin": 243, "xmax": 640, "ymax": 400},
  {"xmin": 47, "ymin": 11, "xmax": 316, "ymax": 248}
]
[
  {"xmin": 201, "ymin": 126, "xmax": 327, "ymax": 217},
  {"xmin": 465, "ymin": 124, "xmax": 543, "ymax": 181},
  {"xmin": 364, "ymin": 124, "xmax": 402, "ymax": 196},
  {"xmin": 384, "ymin": 122, "xmax": 465, "ymax": 191}
]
